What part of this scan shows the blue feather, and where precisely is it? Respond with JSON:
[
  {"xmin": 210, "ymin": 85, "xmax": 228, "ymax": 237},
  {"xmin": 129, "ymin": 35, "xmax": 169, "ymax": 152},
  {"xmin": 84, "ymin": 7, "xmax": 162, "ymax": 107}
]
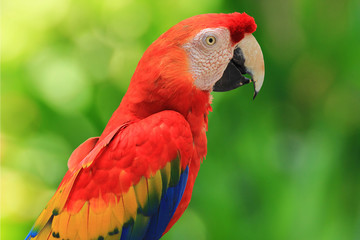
[
  {"xmin": 24, "ymin": 228, "xmax": 37, "ymax": 240},
  {"xmin": 120, "ymin": 220, "xmax": 134, "ymax": 240},
  {"xmin": 26, "ymin": 166, "xmax": 189, "ymax": 240},
  {"xmin": 144, "ymin": 166, "xmax": 189, "ymax": 240}
]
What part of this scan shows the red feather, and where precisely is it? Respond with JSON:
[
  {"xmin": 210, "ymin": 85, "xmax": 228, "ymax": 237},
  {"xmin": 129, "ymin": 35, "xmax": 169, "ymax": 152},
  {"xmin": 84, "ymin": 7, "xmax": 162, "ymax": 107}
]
[{"xmin": 27, "ymin": 12, "xmax": 257, "ymax": 240}]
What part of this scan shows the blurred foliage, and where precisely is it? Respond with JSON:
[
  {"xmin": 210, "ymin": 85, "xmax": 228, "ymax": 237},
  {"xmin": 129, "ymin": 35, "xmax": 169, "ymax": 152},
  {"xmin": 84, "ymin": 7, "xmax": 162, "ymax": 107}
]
[{"xmin": 1, "ymin": 0, "xmax": 360, "ymax": 239}]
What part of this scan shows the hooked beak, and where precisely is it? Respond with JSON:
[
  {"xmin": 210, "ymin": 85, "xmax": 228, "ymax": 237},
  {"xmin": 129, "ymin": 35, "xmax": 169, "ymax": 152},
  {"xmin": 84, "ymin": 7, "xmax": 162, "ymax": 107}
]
[{"xmin": 213, "ymin": 34, "xmax": 265, "ymax": 99}]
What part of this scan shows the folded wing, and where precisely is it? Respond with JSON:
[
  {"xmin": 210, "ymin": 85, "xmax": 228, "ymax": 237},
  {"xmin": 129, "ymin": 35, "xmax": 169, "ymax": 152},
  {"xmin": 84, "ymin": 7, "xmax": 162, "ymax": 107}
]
[{"xmin": 26, "ymin": 110, "xmax": 193, "ymax": 240}]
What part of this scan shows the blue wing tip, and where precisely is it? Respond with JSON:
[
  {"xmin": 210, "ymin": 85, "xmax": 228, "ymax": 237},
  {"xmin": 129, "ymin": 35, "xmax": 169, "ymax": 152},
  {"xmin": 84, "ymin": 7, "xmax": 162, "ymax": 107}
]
[{"xmin": 25, "ymin": 228, "xmax": 37, "ymax": 240}]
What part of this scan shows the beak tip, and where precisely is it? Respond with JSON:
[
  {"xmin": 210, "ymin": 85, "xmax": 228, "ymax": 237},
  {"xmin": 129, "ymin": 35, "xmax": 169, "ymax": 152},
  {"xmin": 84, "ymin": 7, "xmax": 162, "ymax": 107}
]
[
  {"xmin": 252, "ymin": 74, "xmax": 264, "ymax": 100},
  {"xmin": 252, "ymin": 80, "xmax": 261, "ymax": 100},
  {"xmin": 253, "ymin": 90, "xmax": 258, "ymax": 100}
]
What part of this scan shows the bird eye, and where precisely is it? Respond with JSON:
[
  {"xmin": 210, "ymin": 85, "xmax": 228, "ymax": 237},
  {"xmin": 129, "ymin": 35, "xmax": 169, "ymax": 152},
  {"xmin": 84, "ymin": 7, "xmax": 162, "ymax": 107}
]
[{"xmin": 205, "ymin": 36, "xmax": 216, "ymax": 46}]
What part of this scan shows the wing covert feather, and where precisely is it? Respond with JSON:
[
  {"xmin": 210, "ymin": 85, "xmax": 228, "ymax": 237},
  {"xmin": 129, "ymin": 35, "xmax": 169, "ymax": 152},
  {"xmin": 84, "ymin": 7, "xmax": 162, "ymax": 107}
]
[{"xmin": 26, "ymin": 111, "xmax": 193, "ymax": 240}]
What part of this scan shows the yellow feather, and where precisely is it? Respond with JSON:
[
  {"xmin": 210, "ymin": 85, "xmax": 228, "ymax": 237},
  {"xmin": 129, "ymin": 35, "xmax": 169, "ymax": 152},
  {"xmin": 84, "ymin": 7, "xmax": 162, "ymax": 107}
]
[
  {"xmin": 55, "ymin": 170, "xmax": 80, "ymax": 210},
  {"xmin": 122, "ymin": 186, "xmax": 138, "ymax": 222},
  {"xmin": 147, "ymin": 170, "xmax": 163, "ymax": 208},
  {"xmin": 106, "ymin": 196, "xmax": 120, "ymax": 232},
  {"xmin": 33, "ymin": 222, "xmax": 51, "ymax": 239},
  {"xmin": 106, "ymin": 233, "xmax": 121, "ymax": 240},
  {"xmin": 99, "ymin": 205, "xmax": 112, "ymax": 238},
  {"xmin": 32, "ymin": 208, "xmax": 52, "ymax": 234},
  {"xmin": 85, "ymin": 196, "xmax": 123, "ymax": 240},
  {"xmin": 134, "ymin": 176, "xmax": 148, "ymax": 210},
  {"xmin": 33, "ymin": 169, "xmax": 81, "ymax": 238},
  {"xmin": 74, "ymin": 202, "xmax": 89, "ymax": 240},
  {"xmin": 149, "ymin": 170, "xmax": 163, "ymax": 196},
  {"xmin": 57, "ymin": 210, "xmax": 70, "ymax": 235},
  {"xmin": 88, "ymin": 202, "xmax": 103, "ymax": 239},
  {"xmin": 65, "ymin": 211, "xmax": 79, "ymax": 239},
  {"xmin": 51, "ymin": 214, "xmax": 60, "ymax": 237},
  {"xmin": 48, "ymin": 232, "xmax": 57, "ymax": 240},
  {"xmin": 107, "ymin": 208, "xmax": 122, "ymax": 239},
  {"xmin": 111, "ymin": 196, "xmax": 125, "ymax": 226},
  {"xmin": 161, "ymin": 162, "xmax": 171, "ymax": 192}
]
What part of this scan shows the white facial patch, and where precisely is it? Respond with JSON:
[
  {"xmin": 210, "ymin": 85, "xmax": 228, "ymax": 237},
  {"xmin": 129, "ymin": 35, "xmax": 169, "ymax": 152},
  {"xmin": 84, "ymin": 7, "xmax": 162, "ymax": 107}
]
[{"xmin": 183, "ymin": 28, "xmax": 234, "ymax": 91}]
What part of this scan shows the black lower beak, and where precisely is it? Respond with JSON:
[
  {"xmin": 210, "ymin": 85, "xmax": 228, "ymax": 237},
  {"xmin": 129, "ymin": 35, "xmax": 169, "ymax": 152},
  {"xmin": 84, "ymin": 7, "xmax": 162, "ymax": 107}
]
[{"xmin": 213, "ymin": 47, "xmax": 253, "ymax": 93}]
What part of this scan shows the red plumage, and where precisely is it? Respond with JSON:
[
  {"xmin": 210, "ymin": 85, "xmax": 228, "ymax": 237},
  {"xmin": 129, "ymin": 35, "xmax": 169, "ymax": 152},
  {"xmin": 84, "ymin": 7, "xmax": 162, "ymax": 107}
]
[
  {"xmin": 66, "ymin": 111, "xmax": 193, "ymax": 214},
  {"xmin": 26, "ymin": 12, "xmax": 257, "ymax": 240}
]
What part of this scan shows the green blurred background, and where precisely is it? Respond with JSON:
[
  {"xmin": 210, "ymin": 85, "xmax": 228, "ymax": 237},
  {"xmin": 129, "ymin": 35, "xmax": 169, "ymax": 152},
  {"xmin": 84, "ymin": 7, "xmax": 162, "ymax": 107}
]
[{"xmin": 1, "ymin": 0, "xmax": 360, "ymax": 239}]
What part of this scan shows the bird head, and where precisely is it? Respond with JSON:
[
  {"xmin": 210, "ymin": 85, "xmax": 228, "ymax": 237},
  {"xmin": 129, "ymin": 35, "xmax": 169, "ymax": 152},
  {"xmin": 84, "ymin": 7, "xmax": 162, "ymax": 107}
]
[
  {"xmin": 124, "ymin": 12, "xmax": 264, "ymax": 118},
  {"xmin": 156, "ymin": 12, "xmax": 265, "ymax": 98}
]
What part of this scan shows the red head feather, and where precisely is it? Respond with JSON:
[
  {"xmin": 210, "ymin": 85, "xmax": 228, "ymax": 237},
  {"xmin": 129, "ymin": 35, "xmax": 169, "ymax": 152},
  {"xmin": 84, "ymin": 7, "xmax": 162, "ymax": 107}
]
[{"xmin": 160, "ymin": 12, "xmax": 257, "ymax": 45}]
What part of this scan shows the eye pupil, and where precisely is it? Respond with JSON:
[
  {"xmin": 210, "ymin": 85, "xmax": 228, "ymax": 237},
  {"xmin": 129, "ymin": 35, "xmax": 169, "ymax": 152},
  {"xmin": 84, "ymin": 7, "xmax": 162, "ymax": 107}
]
[{"xmin": 206, "ymin": 36, "xmax": 216, "ymax": 45}]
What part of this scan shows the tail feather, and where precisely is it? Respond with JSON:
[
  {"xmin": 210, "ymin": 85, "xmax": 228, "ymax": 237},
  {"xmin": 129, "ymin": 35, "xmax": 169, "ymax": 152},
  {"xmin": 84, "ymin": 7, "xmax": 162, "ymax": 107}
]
[
  {"xmin": 25, "ymin": 170, "xmax": 79, "ymax": 240},
  {"xmin": 26, "ymin": 157, "xmax": 189, "ymax": 240}
]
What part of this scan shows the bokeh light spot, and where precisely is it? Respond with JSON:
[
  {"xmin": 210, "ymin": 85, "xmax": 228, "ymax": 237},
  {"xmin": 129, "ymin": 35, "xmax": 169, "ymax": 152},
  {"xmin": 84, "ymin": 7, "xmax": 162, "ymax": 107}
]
[{"xmin": 27, "ymin": 49, "xmax": 92, "ymax": 113}]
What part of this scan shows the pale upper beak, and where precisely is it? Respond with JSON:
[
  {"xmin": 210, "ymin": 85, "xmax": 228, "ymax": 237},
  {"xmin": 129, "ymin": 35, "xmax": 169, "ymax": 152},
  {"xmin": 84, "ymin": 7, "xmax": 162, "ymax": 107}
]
[{"xmin": 213, "ymin": 33, "xmax": 265, "ymax": 99}]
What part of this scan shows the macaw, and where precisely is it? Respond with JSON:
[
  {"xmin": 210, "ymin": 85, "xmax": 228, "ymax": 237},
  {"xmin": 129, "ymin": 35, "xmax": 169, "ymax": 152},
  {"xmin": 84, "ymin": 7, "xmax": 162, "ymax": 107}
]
[{"xmin": 26, "ymin": 12, "xmax": 264, "ymax": 240}]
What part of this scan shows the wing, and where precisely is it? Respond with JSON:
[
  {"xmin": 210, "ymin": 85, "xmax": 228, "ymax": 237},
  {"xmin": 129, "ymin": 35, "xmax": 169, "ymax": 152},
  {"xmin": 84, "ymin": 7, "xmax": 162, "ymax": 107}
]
[{"xmin": 26, "ymin": 110, "xmax": 193, "ymax": 240}]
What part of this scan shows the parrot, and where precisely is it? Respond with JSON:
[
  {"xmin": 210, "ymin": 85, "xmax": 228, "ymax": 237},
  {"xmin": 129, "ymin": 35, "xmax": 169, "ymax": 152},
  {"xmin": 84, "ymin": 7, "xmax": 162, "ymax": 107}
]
[{"xmin": 25, "ymin": 12, "xmax": 264, "ymax": 240}]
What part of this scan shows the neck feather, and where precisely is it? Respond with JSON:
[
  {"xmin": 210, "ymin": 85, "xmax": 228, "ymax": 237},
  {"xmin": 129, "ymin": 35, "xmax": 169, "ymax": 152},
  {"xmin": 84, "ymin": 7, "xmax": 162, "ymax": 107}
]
[{"xmin": 101, "ymin": 41, "xmax": 211, "ymax": 141}]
